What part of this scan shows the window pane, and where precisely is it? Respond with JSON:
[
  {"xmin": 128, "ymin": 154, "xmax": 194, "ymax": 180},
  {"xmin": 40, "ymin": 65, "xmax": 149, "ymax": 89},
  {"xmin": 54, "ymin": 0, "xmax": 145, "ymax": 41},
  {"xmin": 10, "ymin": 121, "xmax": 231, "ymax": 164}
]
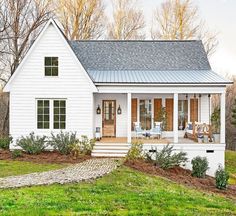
[
  {"xmin": 38, "ymin": 100, "xmax": 43, "ymax": 107},
  {"xmin": 38, "ymin": 115, "xmax": 43, "ymax": 121},
  {"xmin": 44, "ymin": 108, "xmax": 49, "ymax": 114},
  {"xmin": 54, "ymin": 100, "xmax": 59, "ymax": 107},
  {"xmin": 60, "ymin": 122, "xmax": 65, "ymax": 129},
  {"xmin": 45, "ymin": 67, "xmax": 51, "ymax": 76},
  {"xmin": 54, "ymin": 115, "xmax": 59, "ymax": 121},
  {"xmin": 44, "ymin": 100, "xmax": 49, "ymax": 107},
  {"xmin": 52, "ymin": 67, "xmax": 58, "ymax": 76},
  {"xmin": 60, "ymin": 108, "xmax": 65, "ymax": 114},
  {"xmin": 60, "ymin": 115, "xmax": 65, "ymax": 121},
  {"xmin": 38, "ymin": 122, "xmax": 43, "ymax": 129},
  {"xmin": 38, "ymin": 108, "xmax": 43, "ymax": 114},
  {"xmin": 44, "ymin": 115, "xmax": 49, "ymax": 121},
  {"xmin": 54, "ymin": 107, "xmax": 59, "ymax": 114},
  {"xmin": 45, "ymin": 57, "xmax": 51, "ymax": 66},
  {"xmin": 54, "ymin": 122, "xmax": 59, "ymax": 129},
  {"xmin": 44, "ymin": 122, "xmax": 49, "ymax": 129},
  {"xmin": 52, "ymin": 57, "xmax": 58, "ymax": 66},
  {"xmin": 60, "ymin": 100, "xmax": 65, "ymax": 107}
]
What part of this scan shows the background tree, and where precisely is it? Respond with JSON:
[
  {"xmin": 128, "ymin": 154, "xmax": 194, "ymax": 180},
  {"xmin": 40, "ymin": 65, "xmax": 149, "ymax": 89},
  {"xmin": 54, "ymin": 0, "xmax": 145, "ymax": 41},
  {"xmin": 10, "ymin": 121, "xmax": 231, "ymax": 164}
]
[
  {"xmin": 54, "ymin": 0, "xmax": 105, "ymax": 40},
  {"xmin": 151, "ymin": 0, "xmax": 218, "ymax": 56},
  {"xmin": 107, "ymin": 0, "xmax": 145, "ymax": 39},
  {"xmin": 0, "ymin": 0, "xmax": 52, "ymax": 135}
]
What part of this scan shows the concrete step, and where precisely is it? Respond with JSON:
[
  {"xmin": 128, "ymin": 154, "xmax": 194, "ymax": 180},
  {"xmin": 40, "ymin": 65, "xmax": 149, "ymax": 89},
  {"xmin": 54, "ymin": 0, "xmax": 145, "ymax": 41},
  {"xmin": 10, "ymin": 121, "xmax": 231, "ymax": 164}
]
[
  {"xmin": 92, "ymin": 149, "xmax": 129, "ymax": 153},
  {"xmin": 93, "ymin": 146, "xmax": 130, "ymax": 150}
]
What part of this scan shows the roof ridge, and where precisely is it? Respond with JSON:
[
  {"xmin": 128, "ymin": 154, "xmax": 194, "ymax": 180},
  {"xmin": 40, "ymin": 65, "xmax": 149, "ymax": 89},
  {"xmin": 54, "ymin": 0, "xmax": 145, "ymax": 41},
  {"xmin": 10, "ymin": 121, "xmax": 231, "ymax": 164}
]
[{"xmin": 70, "ymin": 40, "xmax": 201, "ymax": 43}]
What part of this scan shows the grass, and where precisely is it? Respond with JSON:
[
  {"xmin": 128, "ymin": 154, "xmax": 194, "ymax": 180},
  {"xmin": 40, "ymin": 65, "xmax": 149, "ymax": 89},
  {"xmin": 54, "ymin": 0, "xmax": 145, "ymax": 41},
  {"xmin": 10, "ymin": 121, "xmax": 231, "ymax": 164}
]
[
  {"xmin": 0, "ymin": 167, "xmax": 236, "ymax": 216},
  {"xmin": 0, "ymin": 160, "xmax": 66, "ymax": 178},
  {"xmin": 226, "ymin": 150, "xmax": 236, "ymax": 185}
]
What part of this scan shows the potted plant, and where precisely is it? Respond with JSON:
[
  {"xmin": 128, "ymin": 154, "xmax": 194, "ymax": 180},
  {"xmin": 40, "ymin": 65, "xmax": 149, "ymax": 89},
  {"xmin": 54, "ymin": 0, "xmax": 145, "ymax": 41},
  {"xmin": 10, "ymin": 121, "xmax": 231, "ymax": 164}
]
[{"xmin": 211, "ymin": 106, "xmax": 220, "ymax": 143}]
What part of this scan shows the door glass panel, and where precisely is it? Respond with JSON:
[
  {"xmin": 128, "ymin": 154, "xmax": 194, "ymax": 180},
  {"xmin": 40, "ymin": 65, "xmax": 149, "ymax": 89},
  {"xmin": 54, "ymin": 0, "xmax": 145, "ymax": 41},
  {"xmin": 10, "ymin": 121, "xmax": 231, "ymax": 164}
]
[
  {"xmin": 178, "ymin": 100, "xmax": 188, "ymax": 130},
  {"xmin": 103, "ymin": 101, "xmax": 115, "ymax": 124},
  {"xmin": 140, "ymin": 99, "xmax": 152, "ymax": 130}
]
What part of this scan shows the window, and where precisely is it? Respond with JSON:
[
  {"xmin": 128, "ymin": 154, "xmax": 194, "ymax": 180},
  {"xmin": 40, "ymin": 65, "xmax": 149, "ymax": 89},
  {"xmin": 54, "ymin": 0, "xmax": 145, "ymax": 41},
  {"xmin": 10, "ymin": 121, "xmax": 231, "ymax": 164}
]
[
  {"xmin": 45, "ymin": 57, "xmax": 58, "ymax": 76},
  {"xmin": 37, "ymin": 100, "xmax": 50, "ymax": 129},
  {"xmin": 53, "ymin": 100, "xmax": 66, "ymax": 129}
]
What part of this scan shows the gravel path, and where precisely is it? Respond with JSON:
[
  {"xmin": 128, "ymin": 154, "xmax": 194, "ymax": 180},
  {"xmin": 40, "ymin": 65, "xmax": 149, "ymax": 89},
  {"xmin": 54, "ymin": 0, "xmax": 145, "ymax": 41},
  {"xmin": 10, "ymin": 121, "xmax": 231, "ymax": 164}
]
[{"xmin": 0, "ymin": 158, "xmax": 120, "ymax": 189}]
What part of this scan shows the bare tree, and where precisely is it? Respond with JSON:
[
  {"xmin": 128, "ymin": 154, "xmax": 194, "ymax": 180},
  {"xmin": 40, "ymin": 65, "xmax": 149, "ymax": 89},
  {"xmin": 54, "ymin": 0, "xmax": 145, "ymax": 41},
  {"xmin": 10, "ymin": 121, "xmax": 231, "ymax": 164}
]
[
  {"xmin": 151, "ymin": 0, "xmax": 218, "ymax": 56},
  {"xmin": 54, "ymin": 0, "xmax": 105, "ymax": 40},
  {"xmin": 0, "ymin": 0, "xmax": 52, "ymax": 134},
  {"xmin": 107, "ymin": 0, "xmax": 145, "ymax": 40}
]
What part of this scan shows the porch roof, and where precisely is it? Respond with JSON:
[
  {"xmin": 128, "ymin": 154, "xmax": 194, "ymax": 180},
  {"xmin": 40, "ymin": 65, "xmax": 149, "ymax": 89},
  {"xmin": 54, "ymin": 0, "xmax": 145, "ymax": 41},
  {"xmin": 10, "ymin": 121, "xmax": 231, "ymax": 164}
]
[{"xmin": 88, "ymin": 70, "xmax": 231, "ymax": 85}]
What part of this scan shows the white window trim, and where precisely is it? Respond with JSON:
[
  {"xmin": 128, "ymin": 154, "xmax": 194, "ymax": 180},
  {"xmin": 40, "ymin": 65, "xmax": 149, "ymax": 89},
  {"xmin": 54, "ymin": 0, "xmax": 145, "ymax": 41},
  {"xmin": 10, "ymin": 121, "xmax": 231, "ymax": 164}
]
[{"xmin": 44, "ymin": 56, "xmax": 59, "ymax": 77}]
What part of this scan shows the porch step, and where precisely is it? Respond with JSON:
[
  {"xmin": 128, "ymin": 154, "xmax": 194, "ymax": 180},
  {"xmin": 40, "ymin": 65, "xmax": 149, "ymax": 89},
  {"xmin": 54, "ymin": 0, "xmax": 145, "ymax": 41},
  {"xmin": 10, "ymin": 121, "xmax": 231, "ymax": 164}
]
[{"xmin": 92, "ymin": 143, "xmax": 130, "ymax": 157}]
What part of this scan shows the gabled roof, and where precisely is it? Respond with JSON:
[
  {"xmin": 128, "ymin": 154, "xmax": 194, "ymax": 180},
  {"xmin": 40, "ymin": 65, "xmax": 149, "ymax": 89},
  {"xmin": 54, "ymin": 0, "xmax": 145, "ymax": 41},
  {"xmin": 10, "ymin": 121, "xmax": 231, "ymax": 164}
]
[{"xmin": 70, "ymin": 40, "xmax": 211, "ymax": 71}]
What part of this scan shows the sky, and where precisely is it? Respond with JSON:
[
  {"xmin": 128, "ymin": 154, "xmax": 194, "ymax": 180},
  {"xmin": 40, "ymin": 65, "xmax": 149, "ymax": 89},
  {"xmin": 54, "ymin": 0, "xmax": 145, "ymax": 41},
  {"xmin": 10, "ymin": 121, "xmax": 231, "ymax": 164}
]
[{"xmin": 106, "ymin": 0, "xmax": 236, "ymax": 77}]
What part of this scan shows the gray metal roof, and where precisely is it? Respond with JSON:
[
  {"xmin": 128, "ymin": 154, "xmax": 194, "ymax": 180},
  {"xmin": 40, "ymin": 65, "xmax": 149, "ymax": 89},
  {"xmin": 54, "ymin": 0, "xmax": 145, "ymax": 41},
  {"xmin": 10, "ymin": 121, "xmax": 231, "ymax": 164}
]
[
  {"xmin": 88, "ymin": 70, "xmax": 231, "ymax": 84},
  {"xmin": 69, "ymin": 40, "xmax": 211, "ymax": 71}
]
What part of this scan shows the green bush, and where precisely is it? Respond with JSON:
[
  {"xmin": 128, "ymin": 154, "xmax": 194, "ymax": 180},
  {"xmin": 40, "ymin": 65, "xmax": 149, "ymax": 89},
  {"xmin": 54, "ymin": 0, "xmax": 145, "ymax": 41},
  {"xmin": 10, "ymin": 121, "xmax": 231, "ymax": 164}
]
[
  {"xmin": 0, "ymin": 136, "xmax": 12, "ymax": 150},
  {"xmin": 11, "ymin": 149, "xmax": 22, "ymax": 159},
  {"xmin": 16, "ymin": 132, "xmax": 47, "ymax": 154},
  {"xmin": 79, "ymin": 135, "xmax": 95, "ymax": 155},
  {"xmin": 146, "ymin": 144, "xmax": 188, "ymax": 169},
  {"xmin": 49, "ymin": 131, "xmax": 78, "ymax": 155},
  {"xmin": 215, "ymin": 166, "xmax": 229, "ymax": 190},
  {"xmin": 126, "ymin": 141, "xmax": 143, "ymax": 160},
  {"xmin": 191, "ymin": 156, "xmax": 209, "ymax": 178},
  {"xmin": 69, "ymin": 136, "xmax": 95, "ymax": 158}
]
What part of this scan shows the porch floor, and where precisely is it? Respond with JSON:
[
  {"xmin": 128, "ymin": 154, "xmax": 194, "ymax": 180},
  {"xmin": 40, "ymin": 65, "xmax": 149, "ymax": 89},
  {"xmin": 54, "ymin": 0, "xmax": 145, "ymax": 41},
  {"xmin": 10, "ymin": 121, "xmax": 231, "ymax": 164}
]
[{"xmin": 96, "ymin": 137, "xmax": 196, "ymax": 144}]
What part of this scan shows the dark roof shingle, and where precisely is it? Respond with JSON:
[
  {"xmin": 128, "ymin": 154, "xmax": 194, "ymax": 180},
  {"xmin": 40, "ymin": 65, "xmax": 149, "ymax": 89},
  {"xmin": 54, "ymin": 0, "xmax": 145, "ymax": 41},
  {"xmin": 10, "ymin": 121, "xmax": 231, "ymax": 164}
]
[{"xmin": 69, "ymin": 40, "xmax": 211, "ymax": 71}]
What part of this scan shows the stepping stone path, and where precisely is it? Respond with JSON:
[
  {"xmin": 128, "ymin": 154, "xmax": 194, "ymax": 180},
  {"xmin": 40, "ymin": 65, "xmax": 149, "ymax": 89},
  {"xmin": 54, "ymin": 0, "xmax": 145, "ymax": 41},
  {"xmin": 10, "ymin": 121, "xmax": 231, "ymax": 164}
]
[{"xmin": 0, "ymin": 158, "xmax": 120, "ymax": 189}]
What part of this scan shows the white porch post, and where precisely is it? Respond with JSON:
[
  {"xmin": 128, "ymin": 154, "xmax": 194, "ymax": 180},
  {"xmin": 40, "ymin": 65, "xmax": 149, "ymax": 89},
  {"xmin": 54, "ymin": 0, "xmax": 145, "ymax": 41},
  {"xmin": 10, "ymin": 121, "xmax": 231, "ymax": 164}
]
[
  {"xmin": 220, "ymin": 92, "xmax": 226, "ymax": 144},
  {"xmin": 173, "ymin": 93, "xmax": 178, "ymax": 143},
  {"xmin": 127, "ymin": 92, "xmax": 132, "ymax": 143}
]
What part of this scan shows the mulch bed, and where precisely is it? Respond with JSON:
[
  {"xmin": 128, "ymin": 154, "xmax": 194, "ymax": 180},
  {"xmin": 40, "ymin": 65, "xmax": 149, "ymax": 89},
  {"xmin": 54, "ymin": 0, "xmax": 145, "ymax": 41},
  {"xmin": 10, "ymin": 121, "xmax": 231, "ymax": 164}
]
[
  {"xmin": 125, "ymin": 159, "xmax": 236, "ymax": 200},
  {"xmin": 0, "ymin": 150, "xmax": 91, "ymax": 164}
]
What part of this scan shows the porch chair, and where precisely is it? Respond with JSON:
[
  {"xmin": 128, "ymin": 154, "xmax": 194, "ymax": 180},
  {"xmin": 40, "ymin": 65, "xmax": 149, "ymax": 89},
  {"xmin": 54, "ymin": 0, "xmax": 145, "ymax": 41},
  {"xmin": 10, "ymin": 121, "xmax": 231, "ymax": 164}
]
[
  {"xmin": 134, "ymin": 122, "xmax": 144, "ymax": 139},
  {"xmin": 150, "ymin": 122, "xmax": 162, "ymax": 139}
]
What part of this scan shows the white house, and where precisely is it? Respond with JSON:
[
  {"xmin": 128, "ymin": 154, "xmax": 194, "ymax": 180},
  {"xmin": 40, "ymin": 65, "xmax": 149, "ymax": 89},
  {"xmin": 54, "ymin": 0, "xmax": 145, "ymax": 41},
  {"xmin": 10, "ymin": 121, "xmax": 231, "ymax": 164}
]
[{"xmin": 3, "ymin": 19, "xmax": 232, "ymax": 176}]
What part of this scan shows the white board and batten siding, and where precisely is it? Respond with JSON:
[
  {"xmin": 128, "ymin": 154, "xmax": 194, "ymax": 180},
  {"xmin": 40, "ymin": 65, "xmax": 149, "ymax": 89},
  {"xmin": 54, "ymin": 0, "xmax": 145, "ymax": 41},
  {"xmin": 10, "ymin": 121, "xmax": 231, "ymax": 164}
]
[{"xmin": 8, "ymin": 23, "xmax": 96, "ymax": 148}]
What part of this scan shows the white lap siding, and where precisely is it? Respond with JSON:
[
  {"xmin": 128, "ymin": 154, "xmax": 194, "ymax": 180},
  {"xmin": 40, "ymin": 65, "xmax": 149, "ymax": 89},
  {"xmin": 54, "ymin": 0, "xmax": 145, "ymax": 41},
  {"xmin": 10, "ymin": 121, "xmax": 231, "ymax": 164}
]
[{"xmin": 9, "ymin": 24, "xmax": 96, "ymax": 148}]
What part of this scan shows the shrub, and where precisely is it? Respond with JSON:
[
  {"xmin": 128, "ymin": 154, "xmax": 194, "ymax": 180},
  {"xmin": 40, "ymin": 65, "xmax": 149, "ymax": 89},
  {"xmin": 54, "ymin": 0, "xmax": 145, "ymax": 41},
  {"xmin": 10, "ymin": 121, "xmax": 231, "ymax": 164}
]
[
  {"xmin": 49, "ymin": 131, "xmax": 78, "ymax": 155},
  {"xmin": 0, "ymin": 136, "xmax": 12, "ymax": 150},
  {"xmin": 191, "ymin": 156, "xmax": 209, "ymax": 178},
  {"xmin": 146, "ymin": 144, "xmax": 188, "ymax": 169},
  {"xmin": 11, "ymin": 149, "xmax": 22, "ymax": 159},
  {"xmin": 16, "ymin": 132, "xmax": 47, "ymax": 154},
  {"xmin": 215, "ymin": 166, "xmax": 229, "ymax": 190},
  {"xmin": 79, "ymin": 135, "xmax": 95, "ymax": 155},
  {"xmin": 126, "ymin": 140, "xmax": 143, "ymax": 160},
  {"xmin": 69, "ymin": 136, "xmax": 95, "ymax": 158}
]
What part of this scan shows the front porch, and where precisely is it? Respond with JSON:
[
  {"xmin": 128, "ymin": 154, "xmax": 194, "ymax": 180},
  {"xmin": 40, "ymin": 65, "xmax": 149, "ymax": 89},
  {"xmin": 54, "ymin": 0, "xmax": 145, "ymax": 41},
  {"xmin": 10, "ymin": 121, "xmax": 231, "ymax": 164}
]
[{"xmin": 93, "ymin": 91, "xmax": 226, "ymax": 145}]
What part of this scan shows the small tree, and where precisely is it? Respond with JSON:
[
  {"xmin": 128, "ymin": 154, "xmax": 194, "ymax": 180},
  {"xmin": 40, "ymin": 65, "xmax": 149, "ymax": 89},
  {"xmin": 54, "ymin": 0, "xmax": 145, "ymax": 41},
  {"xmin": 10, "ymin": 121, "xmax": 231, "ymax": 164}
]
[{"xmin": 211, "ymin": 106, "xmax": 220, "ymax": 134}]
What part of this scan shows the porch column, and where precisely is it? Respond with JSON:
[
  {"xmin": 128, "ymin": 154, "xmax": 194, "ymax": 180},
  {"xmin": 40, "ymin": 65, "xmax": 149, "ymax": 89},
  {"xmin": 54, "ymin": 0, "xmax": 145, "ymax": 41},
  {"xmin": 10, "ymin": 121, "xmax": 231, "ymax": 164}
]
[
  {"xmin": 173, "ymin": 93, "xmax": 178, "ymax": 143},
  {"xmin": 220, "ymin": 92, "xmax": 226, "ymax": 144},
  {"xmin": 127, "ymin": 92, "xmax": 132, "ymax": 143}
]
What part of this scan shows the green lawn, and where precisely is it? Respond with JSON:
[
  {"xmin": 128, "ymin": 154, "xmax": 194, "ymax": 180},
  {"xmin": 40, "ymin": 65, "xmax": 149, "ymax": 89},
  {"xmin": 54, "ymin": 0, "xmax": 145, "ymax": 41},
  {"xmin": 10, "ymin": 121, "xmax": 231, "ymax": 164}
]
[
  {"xmin": 226, "ymin": 150, "xmax": 236, "ymax": 185},
  {"xmin": 0, "ymin": 167, "xmax": 236, "ymax": 216},
  {"xmin": 0, "ymin": 160, "xmax": 66, "ymax": 178}
]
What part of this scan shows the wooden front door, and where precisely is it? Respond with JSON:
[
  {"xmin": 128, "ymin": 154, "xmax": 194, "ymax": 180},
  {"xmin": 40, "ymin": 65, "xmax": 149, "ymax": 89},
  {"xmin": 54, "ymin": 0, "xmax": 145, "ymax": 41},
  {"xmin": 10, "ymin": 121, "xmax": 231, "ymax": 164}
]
[
  {"xmin": 154, "ymin": 98, "xmax": 162, "ymax": 122},
  {"xmin": 102, "ymin": 100, "xmax": 116, "ymax": 137},
  {"xmin": 131, "ymin": 98, "xmax": 137, "ymax": 130},
  {"xmin": 165, "ymin": 98, "xmax": 173, "ymax": 131}
]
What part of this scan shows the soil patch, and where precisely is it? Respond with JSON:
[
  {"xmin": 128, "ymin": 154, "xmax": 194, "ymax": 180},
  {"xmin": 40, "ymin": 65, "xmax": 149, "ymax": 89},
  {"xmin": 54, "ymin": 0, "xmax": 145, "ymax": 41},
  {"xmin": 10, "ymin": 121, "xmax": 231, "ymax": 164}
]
[
  {"xmin": 0, "ymin": 150, "xmax": 91, "ymax": 164},
  {"xmin": 125, "ymin": 159, "xmax": 236, "ymax": 200}
]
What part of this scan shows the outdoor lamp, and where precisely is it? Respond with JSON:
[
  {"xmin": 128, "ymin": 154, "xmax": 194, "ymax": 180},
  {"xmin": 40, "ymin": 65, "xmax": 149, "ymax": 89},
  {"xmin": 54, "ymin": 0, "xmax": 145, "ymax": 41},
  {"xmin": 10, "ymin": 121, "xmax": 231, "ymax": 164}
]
[
  {"xmin": 96, "ymin": 105, "xmax": 101, "ymax": 114},
  {"xmin": 117, "ymin": 105, "xmax": 122, "ymax": 115}
]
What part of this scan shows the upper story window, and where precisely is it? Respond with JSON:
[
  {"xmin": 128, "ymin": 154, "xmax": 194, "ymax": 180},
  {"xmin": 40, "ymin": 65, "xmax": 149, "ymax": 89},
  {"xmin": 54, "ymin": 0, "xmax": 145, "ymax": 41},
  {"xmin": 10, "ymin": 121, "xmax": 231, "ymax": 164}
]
[{"xmin": 45, "ymin": 57, "xmax": 58, "ymax": 76}]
